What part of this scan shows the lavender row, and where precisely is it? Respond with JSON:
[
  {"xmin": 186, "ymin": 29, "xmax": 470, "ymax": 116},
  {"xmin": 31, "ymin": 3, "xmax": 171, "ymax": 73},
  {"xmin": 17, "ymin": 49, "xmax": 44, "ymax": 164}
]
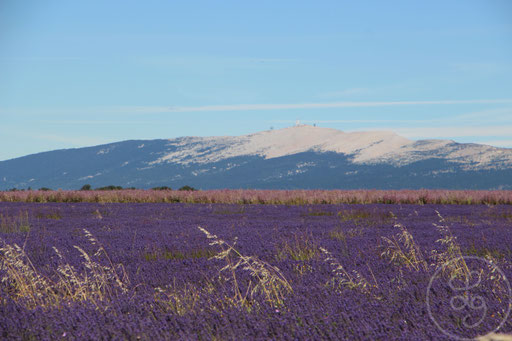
[{"xmin": 2, "ymin": 189, "xmax": 512, "ymax": 205}]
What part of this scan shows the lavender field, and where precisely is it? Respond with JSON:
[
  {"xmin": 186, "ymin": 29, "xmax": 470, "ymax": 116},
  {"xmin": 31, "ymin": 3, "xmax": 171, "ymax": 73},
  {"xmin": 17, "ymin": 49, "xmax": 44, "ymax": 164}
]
[
  {"xmin": 2, "ymin": 189, "xmax": 512, "ymax": 205},
  {"xmin": 1, "ymin": 202, "xmax": 512, "ymax": 340}
]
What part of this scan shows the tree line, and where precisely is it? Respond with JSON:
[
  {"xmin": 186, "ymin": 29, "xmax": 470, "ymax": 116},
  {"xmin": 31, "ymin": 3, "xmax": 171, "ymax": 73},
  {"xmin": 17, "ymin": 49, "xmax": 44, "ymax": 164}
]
[{"xmin": 2, "ymin": 185, "xmax": 197, "ymax": 192}]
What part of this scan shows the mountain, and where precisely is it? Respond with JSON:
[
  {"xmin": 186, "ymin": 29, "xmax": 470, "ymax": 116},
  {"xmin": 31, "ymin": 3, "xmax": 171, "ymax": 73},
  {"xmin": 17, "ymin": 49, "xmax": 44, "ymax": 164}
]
[{"xmin": 1, "ymin": 125, "xmax": 512, "ymax": 190}]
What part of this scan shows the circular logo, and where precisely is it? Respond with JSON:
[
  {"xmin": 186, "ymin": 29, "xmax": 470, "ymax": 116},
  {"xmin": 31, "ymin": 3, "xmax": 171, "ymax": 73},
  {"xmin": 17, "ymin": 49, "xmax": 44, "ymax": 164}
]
[{"xmin": 426, "ymin": 256, "xmax": 512, "ymax": 340}]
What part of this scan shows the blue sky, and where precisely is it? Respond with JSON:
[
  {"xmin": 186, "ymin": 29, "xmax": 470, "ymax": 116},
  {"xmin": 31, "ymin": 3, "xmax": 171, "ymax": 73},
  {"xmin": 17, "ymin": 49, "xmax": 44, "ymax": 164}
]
[{"xmin": 1, "ymin": 0, "xmax": 511, "ymax": 161}]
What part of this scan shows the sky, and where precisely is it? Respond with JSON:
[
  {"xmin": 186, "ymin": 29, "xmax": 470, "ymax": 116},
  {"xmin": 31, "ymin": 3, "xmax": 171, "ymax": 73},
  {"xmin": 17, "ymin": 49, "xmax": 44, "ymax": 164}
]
[{"xmin": 1, "ymin": 0, "xmax": 511, "ymax": 161}]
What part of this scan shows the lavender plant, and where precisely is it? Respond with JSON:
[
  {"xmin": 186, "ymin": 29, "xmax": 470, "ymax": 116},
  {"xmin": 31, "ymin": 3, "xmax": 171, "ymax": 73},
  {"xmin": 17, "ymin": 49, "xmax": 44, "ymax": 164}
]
[{"xmin": 0, "ymin": 210, "xmax": 30, "ymax": 233}]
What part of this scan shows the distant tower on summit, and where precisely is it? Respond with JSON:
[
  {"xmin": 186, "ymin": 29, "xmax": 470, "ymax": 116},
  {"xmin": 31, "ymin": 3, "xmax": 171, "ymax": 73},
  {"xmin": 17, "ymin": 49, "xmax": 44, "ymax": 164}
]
[{"xmin": 295, "ymin": 120, "xmax": 301, "ymax": 126}]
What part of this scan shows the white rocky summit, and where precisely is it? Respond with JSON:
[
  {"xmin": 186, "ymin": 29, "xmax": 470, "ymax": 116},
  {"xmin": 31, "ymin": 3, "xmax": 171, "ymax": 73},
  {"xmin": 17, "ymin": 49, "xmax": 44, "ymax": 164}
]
[{"xmin": 151, "ymin": 125, "xmax": 512, "ymax": 170}]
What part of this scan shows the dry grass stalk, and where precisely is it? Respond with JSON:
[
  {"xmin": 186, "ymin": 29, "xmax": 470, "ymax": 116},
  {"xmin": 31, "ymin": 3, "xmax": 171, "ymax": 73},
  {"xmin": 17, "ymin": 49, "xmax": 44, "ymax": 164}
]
[
  {"xmin": 381, "ymin": 222, "xmax": 428, "ymax": 272},
  {"xmin": 0, "ymin": 240, "xmax": 55, "ymax": 309},
  {"xmin": 198, "ymin": 226, "xmax": 292, "ymax": 310},
  {"xmin": 482, "ymin": 254, "xmax": 512, "ymax": 310},
  {"xmin": 319, "ymin": 246, "xmax": 372, "ymax": 295},
  {"xmin": 0, "ymin": 229, "xmax": 129, "ymax": 309},
  {"xmin": 155, "ymin": 279, "xmax": 205, "ymax": 316},
  {"xmin": 431, "ymin": 211, "xmax": 470, "ymax": 279},
  {"xmin": 275, "ymin": 232, "xmax": 318, "ymax": 261},
  {"xmin": 0, "ymin": 211, "xmax": 31, "ymax": 233}
]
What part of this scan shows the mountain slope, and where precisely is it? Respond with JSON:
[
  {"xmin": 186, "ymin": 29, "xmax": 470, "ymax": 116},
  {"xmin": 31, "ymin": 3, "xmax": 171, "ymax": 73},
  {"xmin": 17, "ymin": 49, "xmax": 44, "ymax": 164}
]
[{"xmin": 1, "ymin": 125, "xmax": 511, "ymax": 190}]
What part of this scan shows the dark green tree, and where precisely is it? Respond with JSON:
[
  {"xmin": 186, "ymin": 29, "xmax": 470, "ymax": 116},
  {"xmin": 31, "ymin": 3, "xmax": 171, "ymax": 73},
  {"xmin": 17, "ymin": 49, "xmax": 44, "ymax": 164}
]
[
  {"xmin": 151, "ymin": 186, "xmax": 172, "ymax": 190},
  {"xmin": 96, "ymin": 185, "xmax": 123, "ymax": 191},
  {"xmin": 178, "ymin": 185, "xmax": 196, "ymax": 191}
]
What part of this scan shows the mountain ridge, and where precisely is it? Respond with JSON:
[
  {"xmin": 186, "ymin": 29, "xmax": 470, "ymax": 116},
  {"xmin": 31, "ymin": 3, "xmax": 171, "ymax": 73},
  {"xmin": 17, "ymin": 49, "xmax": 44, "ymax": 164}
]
[{"xmin": 1, "ymin": 125, "xmax": 511, "ymax": 190}]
